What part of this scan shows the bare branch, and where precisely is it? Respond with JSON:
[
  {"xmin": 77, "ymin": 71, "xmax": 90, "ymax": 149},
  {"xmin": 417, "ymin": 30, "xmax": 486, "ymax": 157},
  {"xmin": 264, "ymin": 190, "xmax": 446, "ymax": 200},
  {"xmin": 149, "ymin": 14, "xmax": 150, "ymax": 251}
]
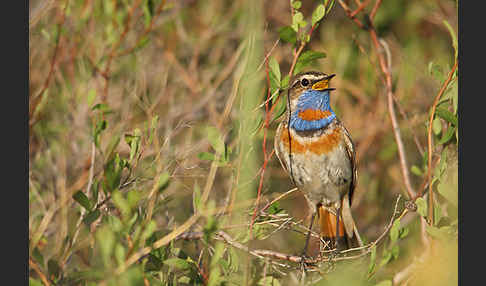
[{"xmin": 426, "ymin": 61, "xmax": 457, "ymax": 222}]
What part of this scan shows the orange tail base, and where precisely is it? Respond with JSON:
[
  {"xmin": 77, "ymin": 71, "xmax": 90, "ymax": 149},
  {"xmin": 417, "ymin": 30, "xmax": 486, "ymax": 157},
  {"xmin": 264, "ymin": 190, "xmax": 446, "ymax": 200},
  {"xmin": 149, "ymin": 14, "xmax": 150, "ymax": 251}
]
[{"xmin": 318, "ymin": 205, "xmax": 350, "ymax": 251}]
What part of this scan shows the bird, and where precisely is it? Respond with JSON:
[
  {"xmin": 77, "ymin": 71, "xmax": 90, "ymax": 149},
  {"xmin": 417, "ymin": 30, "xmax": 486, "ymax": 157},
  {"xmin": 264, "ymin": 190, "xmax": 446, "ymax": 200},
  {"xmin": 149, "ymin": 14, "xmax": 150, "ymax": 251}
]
[{"xmin": 274, "ymin": 71, "xmax": 362, "ymax": 256}]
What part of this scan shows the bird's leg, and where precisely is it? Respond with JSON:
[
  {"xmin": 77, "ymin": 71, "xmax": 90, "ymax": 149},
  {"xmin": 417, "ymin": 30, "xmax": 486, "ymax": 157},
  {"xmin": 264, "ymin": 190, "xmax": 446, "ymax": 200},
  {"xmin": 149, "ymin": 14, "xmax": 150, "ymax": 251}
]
[
  {"xmin": 299, "ymin": 211, "xmax": 316, "ymax": 271},
  {"xmin": 335, "ymin": 207, "xmax": 341, "ymax": 250},
  {"xmin": 302, "ymin": 211, "xmax": 316, "ymax": 257}
]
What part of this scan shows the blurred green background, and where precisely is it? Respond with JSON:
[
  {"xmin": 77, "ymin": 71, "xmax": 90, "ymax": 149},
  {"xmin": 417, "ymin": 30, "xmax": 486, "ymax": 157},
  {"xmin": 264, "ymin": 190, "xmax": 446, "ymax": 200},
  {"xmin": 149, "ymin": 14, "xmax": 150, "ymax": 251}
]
[{"xmin": 29, "ymin": 0, "xmax": 458, "ymax": 285}]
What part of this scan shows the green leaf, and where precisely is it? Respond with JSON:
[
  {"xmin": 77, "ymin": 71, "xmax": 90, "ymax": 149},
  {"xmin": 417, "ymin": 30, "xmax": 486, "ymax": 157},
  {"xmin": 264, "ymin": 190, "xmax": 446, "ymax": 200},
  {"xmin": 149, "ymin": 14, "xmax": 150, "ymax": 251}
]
[
  {"xmin": 268, "ymin": 202, "xmax": 283, "ymax": 215},
  {"xmin": 108, "ymin": 215, "xmax": 123, "ymax": 233},
  {"xmin": 112, "ymin": 190, "xmax": 131, "ymax": 218},
  {"xmin": 294, "ymin": 50, "xmax": 326, "ymax": 74},
  {"xmin": 374, "ymin": 280, "xmax": 392, "ymax": 286},
  {"xmin": 198, "ymin": 151, "xmax": 215, "ymax": 161},
  {"xmin": 204, "ymin": 212, "xmax": 219, "ymax": 243},
  {"xmin": 205, "ymin": 126, "xmax": 225, "ymax": 154},
  {"xmin": 91, "ymin": 103, "xmax": 112, "ymax": 114},
  {"xmin": 209, "ymin": 242, "xmax": 225, "ymax": 273},
  {"xmin": 411, "ymin": 165, "xmax": 423, "ymax": 176},
  {"xmin": 281, "ymin": 74, "xmax": 290, "ymax": 89},
  {"xmin": 96, "ymin": 226, "xmax": 115, "ymax": 267},
  {"xmin": 105, "ymin": 133, "xmax": 121, "ymax": 160},
  {"xmin": 437, "ymin": 168, "xmax": 458, "ymax": 207},
  {"xmin": 291, "ymin": 1, "xmax": 302, "ymax": 9},
  {"xmin": 141, "ymin": 220, "xmax": 157, "ymax": 242},
  {"xmin": 73, "ymin": 191, "xmax": 93, "ymax": 211},
  {"xmin": 443, "ymin": 20, "xmax": 458, "ymax": 59},
  {"xmin": 156, "ymin": 172, "xmax": 170, "ymax": 193},
  {"xmin": 452, "ymin": 84, "xmax": 458, "ymax": 114},
  {"xmin": 114, "ymin": 243, "xmax": 126, "ymax": 266},
  {"xmin": 163, "ymin": 258, "xmax": 192, "ymax": 271},
  {"xmin": 432, "ymin": 118, "xmax": 442, "ymax": 135},
  {"xmin": 127, "ymin": 190, "xmax": 142, "ymax": 208},
  {"xmin": 32, "ymin": 247, "xmax": 44, "ymax": 266},
  {"xmin": 399, "ymin": 226, "xmax": 409, "ymax": 239},
  {"xmin": 368, "ymin": 246, "xmax": 377, "ymax": 275},
  {"xmin": 389, "ymin": 219, "xmax": 401, "ymax": 243},
  {"xmin": 143, "ymin": 0, "xmax": 154, "ymax": 28},
  {"xmin": 193, "ymin": 183, "xmax": 201, "ymax": 212},
  {"xmin": 292, "ymin": 12, "xmax": 304, "ymax": 32},
  {"xmin": 391, "ymin": 244, "xmax": 400, "ymax": 259},
  {"xmin": 228, "ymin": 247, "xmax": 239, "ymax": 272},
  {"xmin": 311, "ymin": 4, "xmax": 326, "ymax": 27},
  {"xmin": 29, "ymin": 278, "xmax": 43, "ymax": 286},
  {"xmin": 379, "ymin": 250, "xmax": 392, "ymax": 266},
  {"xmin": 428, "ymin": 62, "xmax": 445, "ymax": 82},
  {"xmin": 278, "ymin": 26, "xmax": 297, "ymax": 44},
  {"xmin": 125, "ymin": 129, "xmax": 142, "ymax": 162},
  {"xmin": 271, "ymin": 95, "xmax": 287, "ymax": 123},
  {"xmin": 268, "ymin": 57, "xmax": 281, "ymax": 95},
  {"xmin": 415, "ymin": 197, "xmax": 427, "ymax": 218},
  {"xmin": 326, "ymin": 0, "xmax": 335, "ymax": 12},
  {"xmin": 93, "ymin": 119, "xmax": 107, "ymax": 148},
  {"xmin": 83, "ymin": 209, "xmax": 101, "ymax": 226},
  {"xmin": 87, "ymin": 89, "xmax": 96, "ymax": 106},
  {"xmin": 148, "ymin": 115, "xmax": 159, "ymax": 144},
  {"xmin": 437, "ymin": 125, "xmax": 455, "ymax": 145},
  {"xmin": 433, "ymin": 203, "xmax": 443, "ymax": 226},
  {"xmin": 436, "ymin": 107, "xmax": 458, "ymax": 126},
  {"xmin": 103, "ymin": 154, "xmax": 124, "ymax": 193}
]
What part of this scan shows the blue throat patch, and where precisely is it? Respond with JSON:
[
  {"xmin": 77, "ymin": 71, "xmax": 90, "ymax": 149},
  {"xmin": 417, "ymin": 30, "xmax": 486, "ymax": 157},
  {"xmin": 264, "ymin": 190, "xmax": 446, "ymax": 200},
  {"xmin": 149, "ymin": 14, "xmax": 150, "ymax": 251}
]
[{"xmin": 289, "ymin": 89, "xmax": 335, "ymax": 131}]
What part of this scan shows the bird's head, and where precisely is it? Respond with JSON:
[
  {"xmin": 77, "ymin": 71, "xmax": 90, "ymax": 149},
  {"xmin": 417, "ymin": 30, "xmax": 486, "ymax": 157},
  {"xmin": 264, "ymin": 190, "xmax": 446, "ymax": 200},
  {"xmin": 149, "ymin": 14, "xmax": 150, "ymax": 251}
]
[
  {"xmin": 288, "ymin": 71, "xmax": 335, "ymax": 101},
  {"xmin": 287, "ymin": 71, "xmax": 337, "ymax": 131}
]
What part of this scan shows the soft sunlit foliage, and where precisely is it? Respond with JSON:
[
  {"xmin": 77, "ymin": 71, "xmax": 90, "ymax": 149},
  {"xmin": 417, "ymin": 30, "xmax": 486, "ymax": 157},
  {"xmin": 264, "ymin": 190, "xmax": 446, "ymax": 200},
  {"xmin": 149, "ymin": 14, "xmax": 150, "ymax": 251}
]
[{"xmin": 29, "ymin": 0, "xmax": 458, "ymax": 285}]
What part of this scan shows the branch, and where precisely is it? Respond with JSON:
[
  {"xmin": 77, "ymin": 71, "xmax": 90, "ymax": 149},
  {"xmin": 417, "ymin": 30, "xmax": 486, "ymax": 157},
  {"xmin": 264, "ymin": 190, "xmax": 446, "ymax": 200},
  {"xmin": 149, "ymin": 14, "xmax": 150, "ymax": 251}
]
[
  {"xmin": 29, "ymin": 0, "xmax": 70, "ymax": 128},
  {"xmin": 178, "ymin": 196, "xmax": 403, "ymax": 267},
  {"xmin": 29, "ymin": 258, "xmax": 51, "ymax": 286},
  {"xmin": 338, "ymin": 0, "xmax": 417, "ymax": 199},
  {"xmin": 426, "ymin": 61, "xmax": 457, "ymax": 223},
  {"xmin": 101, "ymin": 0, "xmax": 143, "ymax": 102},
  {"xmin": 116, "ymin": 0, "xmax": 168, "ymax": 57}
]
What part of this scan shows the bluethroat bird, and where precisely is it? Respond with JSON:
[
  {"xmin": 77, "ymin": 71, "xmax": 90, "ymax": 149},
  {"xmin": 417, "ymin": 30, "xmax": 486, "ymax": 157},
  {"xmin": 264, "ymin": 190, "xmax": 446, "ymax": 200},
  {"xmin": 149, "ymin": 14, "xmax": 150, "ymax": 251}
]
[{"xmin": 275, "ymin": 71, "xmax": 362, "ymax": 254}]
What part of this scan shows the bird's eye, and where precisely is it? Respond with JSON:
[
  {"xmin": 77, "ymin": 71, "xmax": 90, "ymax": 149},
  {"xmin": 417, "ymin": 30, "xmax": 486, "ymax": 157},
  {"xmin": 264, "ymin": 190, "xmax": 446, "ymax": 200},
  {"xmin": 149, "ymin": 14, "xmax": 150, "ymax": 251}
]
[{"xmin": 300, "ymin": 78, "xmax": 309, "ymax": 87}]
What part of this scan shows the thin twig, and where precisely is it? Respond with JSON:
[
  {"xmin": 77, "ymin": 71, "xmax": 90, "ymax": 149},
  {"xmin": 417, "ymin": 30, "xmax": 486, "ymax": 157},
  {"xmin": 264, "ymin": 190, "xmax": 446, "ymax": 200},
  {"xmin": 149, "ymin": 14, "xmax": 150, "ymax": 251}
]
[
  {"xmin": 60, "ymin": 142, "xmax": 96, "ymax": 268},
  {"xmin": 337, "ymin": 0, "xmax": 364, "ymax": 28},
  {"xmin": 116, "ymin": 0, "xmax": 168, "ymax": 57},
  {"xmin": 29, "ymin": 0, "xmax": 70, "ymax": 127},
  {"xmin": 350, "ymin": 0, "xmax": 371, "ymax": 18},
  {"xmin": 260, "ymin": 187, "xmax": 299, "ymax": 213},
  {"xmin": 113, "ymin": 146, "xmax": 220, "ymax": 276},
  {"xmin": 177, "ymin": 196, "xmax": 402, "ymax": 266},
  {"xmin": 370, "ymin": 32, "xmax": 417, "ymax": 199},
  {"xmin": 369, "ymin": 0, "xmax": 383, "ymax": 20},
  {"xmin": 249, "ymin": 59, "xmax": 278, "ymax": 239},
  {"xmin": 338, "ymin": 0, "xmax": 417, "ymax": 199},
  {"xmin": 29, "ymin": 258, "xmax": 51, "ymax": 286},
  {"xmin": 102, "ymin": 0, "xmax": 143, "ymax": 102},
  {"xmin": 426, "ymin": 61, "xmax": 457, "ymax": 222}
]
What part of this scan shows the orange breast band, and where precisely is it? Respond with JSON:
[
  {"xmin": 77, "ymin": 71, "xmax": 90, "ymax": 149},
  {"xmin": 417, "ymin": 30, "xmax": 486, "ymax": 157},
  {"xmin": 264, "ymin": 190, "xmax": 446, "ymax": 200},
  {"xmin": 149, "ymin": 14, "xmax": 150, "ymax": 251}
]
[
  {"xmin": 280, "ymin": 127, "xmax": 342, "ymax": 155},
  {"xmin": 298, "ymin": 109, "xmax": 333, "ymax": 121}
]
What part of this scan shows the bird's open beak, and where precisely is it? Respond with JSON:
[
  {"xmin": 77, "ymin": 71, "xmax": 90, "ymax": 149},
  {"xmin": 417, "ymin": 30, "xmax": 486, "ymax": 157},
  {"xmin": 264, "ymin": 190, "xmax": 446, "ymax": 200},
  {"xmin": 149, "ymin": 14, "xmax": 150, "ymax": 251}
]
[{"xmin": 311, "ymin": 74, "xmax": 336, "ymax": 91}]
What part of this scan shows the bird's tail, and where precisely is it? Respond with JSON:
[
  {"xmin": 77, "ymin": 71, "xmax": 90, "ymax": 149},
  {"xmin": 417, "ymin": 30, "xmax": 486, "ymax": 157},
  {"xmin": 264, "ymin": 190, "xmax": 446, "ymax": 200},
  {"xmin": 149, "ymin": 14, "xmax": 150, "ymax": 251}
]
[{"xmin": 318, "ymin": 194, "xmax": 361, "ymax": 251}]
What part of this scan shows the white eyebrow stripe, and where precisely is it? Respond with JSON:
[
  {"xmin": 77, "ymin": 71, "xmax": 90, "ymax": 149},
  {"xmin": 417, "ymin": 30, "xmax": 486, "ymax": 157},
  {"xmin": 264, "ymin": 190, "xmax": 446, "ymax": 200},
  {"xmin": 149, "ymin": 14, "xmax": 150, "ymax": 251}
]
[{"xmin": 292, "ymin": 74, "xmax": 327, "ymax": 87}]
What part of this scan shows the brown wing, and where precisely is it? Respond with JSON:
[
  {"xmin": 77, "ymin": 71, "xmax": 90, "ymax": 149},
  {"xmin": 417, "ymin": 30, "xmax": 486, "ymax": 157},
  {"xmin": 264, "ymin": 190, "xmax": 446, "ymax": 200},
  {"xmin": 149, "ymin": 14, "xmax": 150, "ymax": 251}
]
[
  {"xmin": 339, "ymin": 122, "xmax": 357, "ymax": 206},
  {"xmin": 274, "ymin": 122, "xmax": 289, "ymax": 174},
  {"xmin": 274, "ymin": 121, "xmax": 300, "ymax": 186}
]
